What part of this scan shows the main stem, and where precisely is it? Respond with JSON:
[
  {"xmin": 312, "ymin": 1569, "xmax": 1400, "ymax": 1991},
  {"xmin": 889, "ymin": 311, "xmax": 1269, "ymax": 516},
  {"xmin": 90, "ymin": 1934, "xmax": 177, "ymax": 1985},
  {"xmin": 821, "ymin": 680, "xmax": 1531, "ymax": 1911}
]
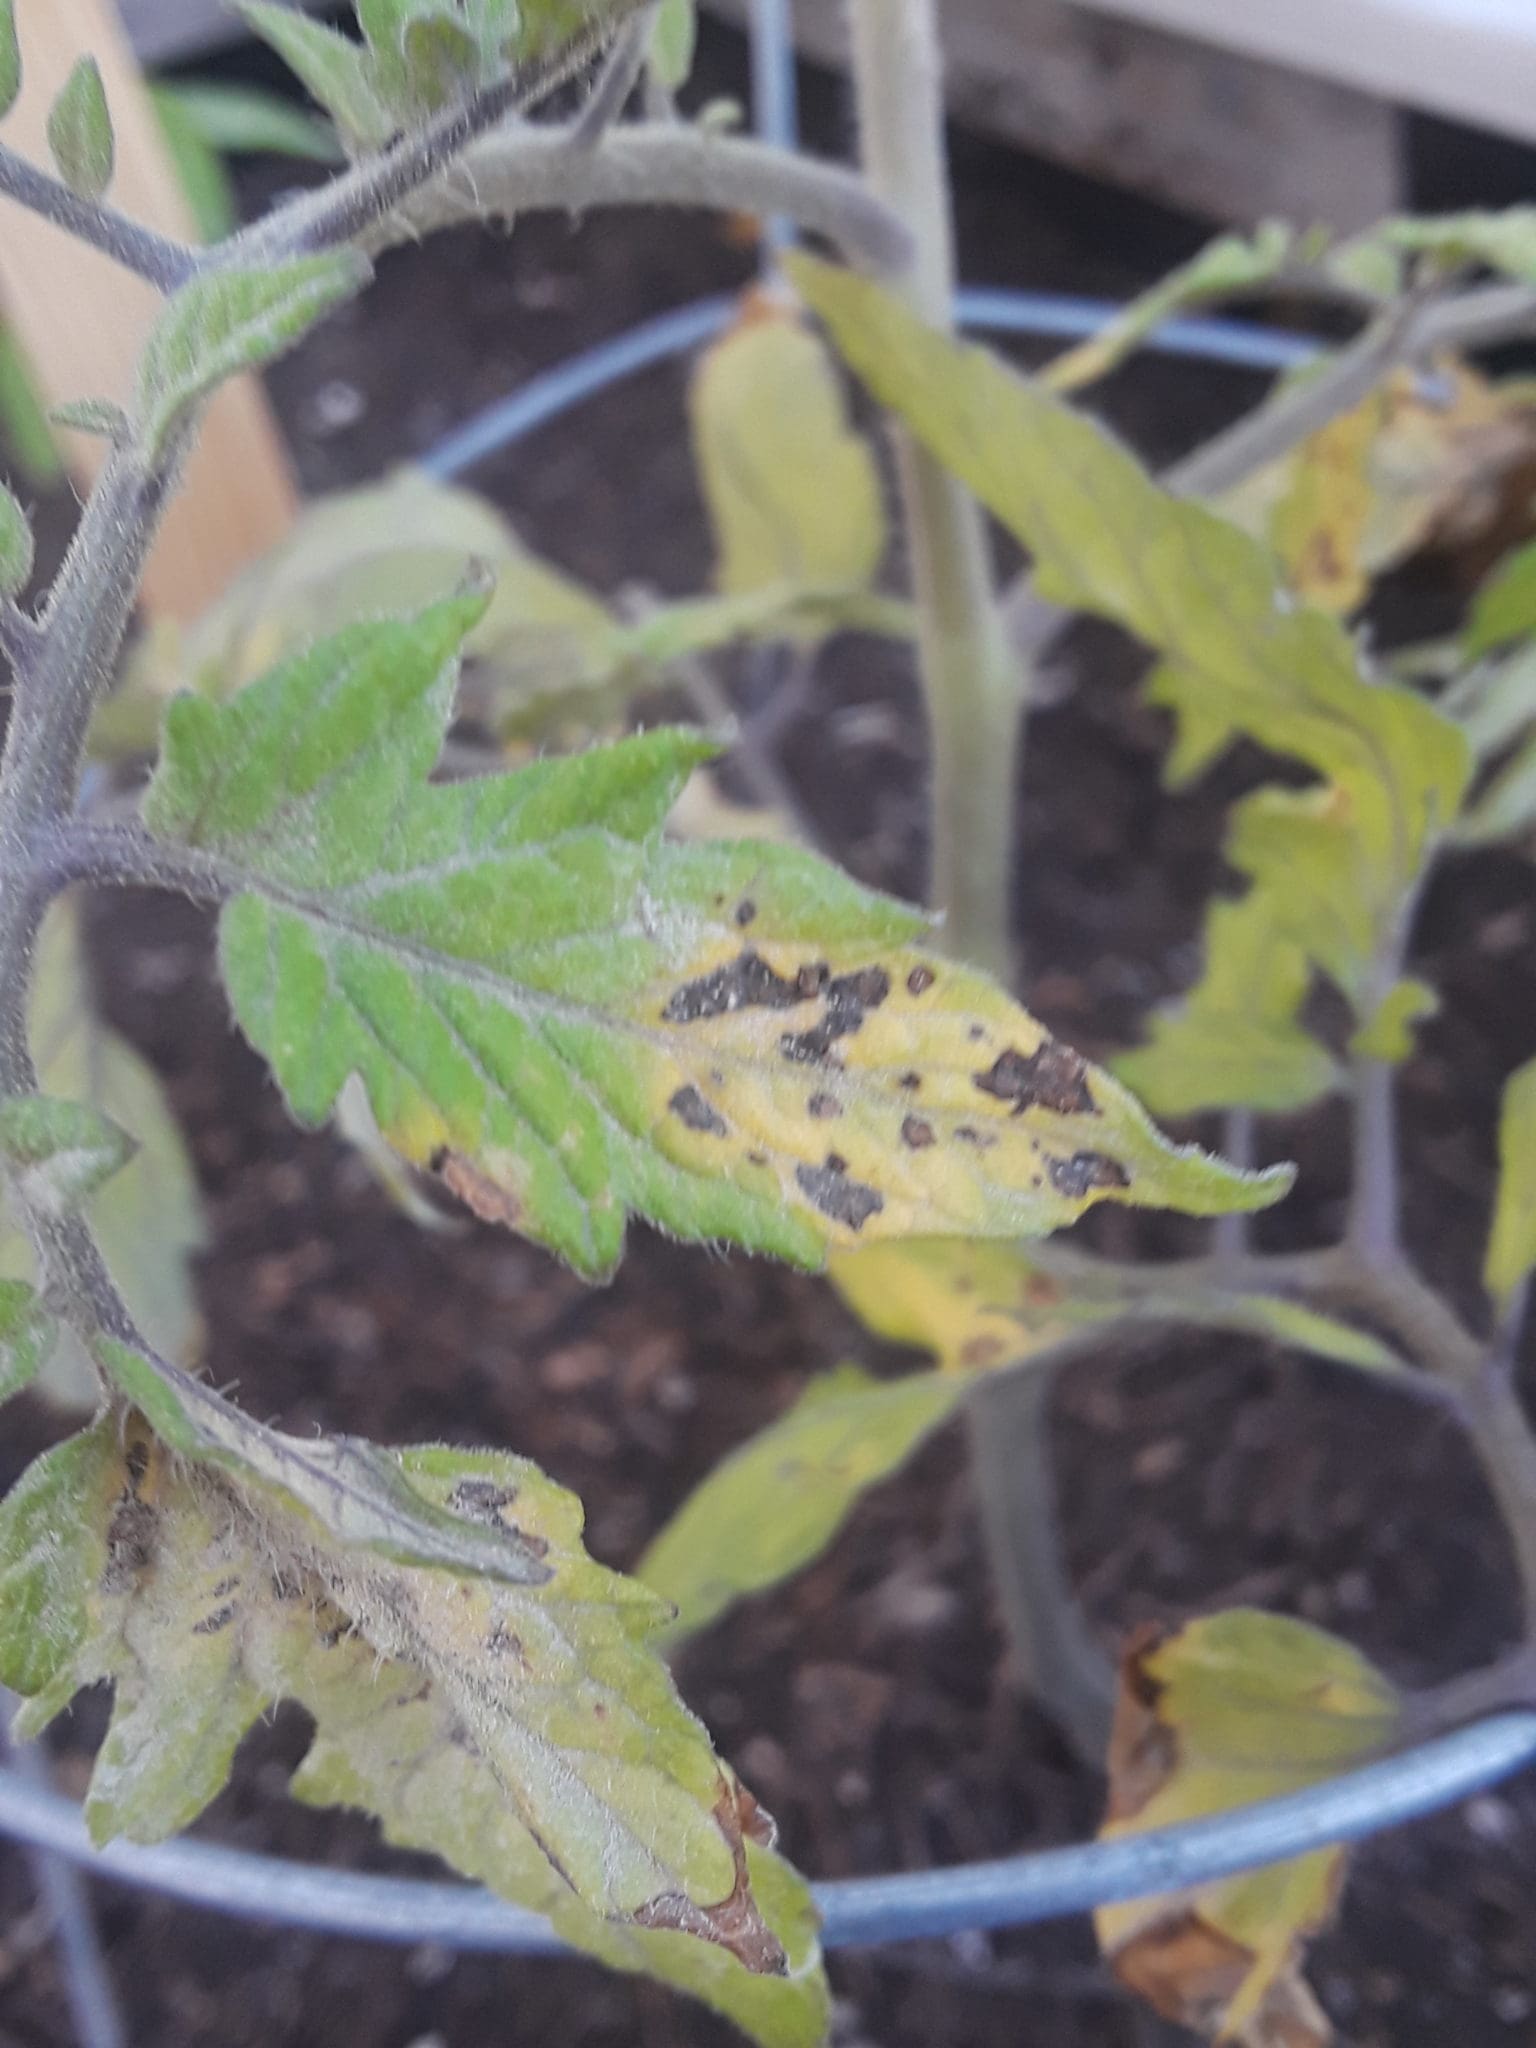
[{"xmin": 845, "ymin": 0, "xmax": 1021, "ymax": 986}]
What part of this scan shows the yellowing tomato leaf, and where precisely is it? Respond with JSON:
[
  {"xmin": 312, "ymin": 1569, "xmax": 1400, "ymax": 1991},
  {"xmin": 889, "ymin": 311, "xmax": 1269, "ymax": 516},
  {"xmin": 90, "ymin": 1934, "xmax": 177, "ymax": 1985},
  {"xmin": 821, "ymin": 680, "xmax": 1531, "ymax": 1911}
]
[
  {"xmin": 639, "ymin": 1363, "xmax": 963, "ymax": 1640},
  {"xmin": 1096, "ymin": 1611, "xmax": 1402, "ymax": 2047},
  {"xmin": 1486, "ymin": 1055, "xmax": 1536, "ymax": 1313},
  {"xmin": 789, "ymin": 253, "xmax": 1471, "ymax": 953},
  {"xmin": 141, "ymin": 596, "xmax": 1286, "ymax": 1281},
  {"xmin": 0, "ymin": 901, "xmax": 205, "ymax": 1412},
  {"xmin": 692, "ymin": 293, "xmax": 886, "ymax": 605},
  {"xmin": 0, "ymin": 1414, "xmax": 826, "ymax": 2045}
]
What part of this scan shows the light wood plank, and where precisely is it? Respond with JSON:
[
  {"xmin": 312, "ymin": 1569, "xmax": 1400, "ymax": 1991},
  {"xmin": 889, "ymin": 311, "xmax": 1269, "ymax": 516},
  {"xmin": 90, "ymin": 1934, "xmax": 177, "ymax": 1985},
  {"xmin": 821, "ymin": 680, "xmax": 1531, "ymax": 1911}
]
[{"xmin": 0, "ymin": 0, "xmax": 298, "ymax": 620}]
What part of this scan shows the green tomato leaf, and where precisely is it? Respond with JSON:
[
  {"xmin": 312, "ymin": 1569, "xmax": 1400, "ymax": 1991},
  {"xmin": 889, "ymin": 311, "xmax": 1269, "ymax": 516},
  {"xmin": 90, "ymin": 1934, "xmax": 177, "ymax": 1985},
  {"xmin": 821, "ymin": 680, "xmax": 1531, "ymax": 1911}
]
[
  {"xmin": 0, "ymin": 901, "xmax": 205, "ymax": 1412},
  {"xmin": 0, "ymin": 1281, "xmax": 55, "ymax": 1405},
  {"xmin": 1116, "ymin": 896, "xmax": 1340, "ymax": 1119},
  {"xmin": 51, "ymin": 397, "xmax": 128, "ymax": 440},
  {"xmin": 1350, "ymin": 977, "xmax": 1438, "ymax": 1063},
  {"xmin": 142, "ymin": 597, "xmax": 1288, "ymax": 1280},
  {"xmin": 1097, "ymin": 1611, "xmax": 1402, "ymax": 2046},
  {"xmin": 1467, "ymin": 538, "xmax": 1536, "ymax": 659},
  {"xmin": 692, "ymin": 296, "xmax": 886, "ymax": 604},
  {"xmin": 0, "ymin": 1093, "xmax": 134, "ymax": 1216},
  {"xmin": 789, "ymin": 252, "xmax": 1471, "ymax": 948},
  {"xmin": 639, "ymin": 1364, "xmax": 963, "ymax": 1640},
  {"xmin": 236, "ymin": 3, "xmax": 397, "ymax": 149},
  {"xmin": 0, "ymin": 0, "xmax": 19, "ymax": 120},
  {"xmin": 152, "ymin": 81, "xmax": 343, "ymax": 166},
  {"xmin": 0, "ymin": 479, "xmax": 33, "ymax": 598},
  {"xmin": 1453, "ymin": 729, "xmax": 1536, "ymax": 848},
  {"xmin": 151, "ymin": 85, "xmax": 238, "ymax": 243},
  {"xmin": 1486, "ymin": 1056, "xmax": 1536, "ymax": 1313},
  {"xmin": 649, "ymin": 0, "xmax": 697, "ymax": 92},
  {"xmin": 47, "ymin": 57, "xmax": 115, "ymax": 201},
  {"xmin": 137, "ymin": 252, "xmax": 370, "ymax": 462},
  {"xmin": 1045, "ymin": 221, "xmax": 1298, "ymax": 395},
  {"xmin": 3, "ymin": 1413, "xmax": 827, "ymax": 2039}
]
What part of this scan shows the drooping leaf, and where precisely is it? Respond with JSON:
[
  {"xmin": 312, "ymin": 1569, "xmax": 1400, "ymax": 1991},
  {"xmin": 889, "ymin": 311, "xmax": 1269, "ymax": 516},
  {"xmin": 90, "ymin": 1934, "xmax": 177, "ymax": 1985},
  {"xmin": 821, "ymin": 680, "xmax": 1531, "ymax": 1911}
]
[
  {"xmin": 1044, "ymin": 222, "xmax": 1300, "ymax": 396},
  {"xmin": 136, "ymin": 252, "xmax": 371, "ymax": 462},
  {"xmin": 650, "ymin": 0, "xmax": 697, "ymax": 91},
  {"xmin": 0, "ymin": 1093, "xmax": 134, "ymax": 1215},
  {"xmin": 0, "ymin": 1281, "xmax": 54, "ymax": 1405},
  {"xmin": 0, "ymin": 0, "xmax": 18, "ymax": 119},
  {"xmin": 692, "ymin": 294, "xmax": 886, "ymax": 607},
  {"xmin": 1096, "ymin": 1611, "xmax": 1402, "ymax": 2047},
  {"xmin": 0, "ymin": 901, "xmax": 205, "ymax": 1411},
  {"xmin": 51, "ymin": 398, "xmax": 128, "ymax": 440},
  {"xmin": 47, "ymin": 57, "xmax": 115, "ymax": 201},
  {"xmin": 1116, "ymin": 896, "xmax": 1339, "ymax": 1119},
  {"xmin": 142, "ymin": 597, "xmax": 1287, "ymax": 1279},
  {"xmin": 1, "ymin": 1413, "xmax": 827, "ymax": 2044},
  {"xmin": 640, "ymin": 1363, "xmax": 962, "ymax": 1640},
  {"xmin": 1486, "ymin": 1056, "xmax": 1536, "ymax": 1313},
  {"xmin": 236, "ymin": 3, "xmax": 397, "ymax": 150},
  {"xmin": 1223, "ymin": 360, "xmax": 1536, "ymax": 619},
  {"xmin": 0, "ymin": 479, "xmax": 32, "ymax": 598},
  {"xmin": 830, "ymin": 1236, "xmax": 1406, "ymax": 1381},
  {"xmin": 153, "ymin": 81, "xmax": 343, "ymax": 167},
  {"xmin": 789, "ymin": 253, "xmax": 1471, "ymax": 951},
  {"xmin": 1467, "ymin": 538, "xmax": 1536, "ymax": 658}
]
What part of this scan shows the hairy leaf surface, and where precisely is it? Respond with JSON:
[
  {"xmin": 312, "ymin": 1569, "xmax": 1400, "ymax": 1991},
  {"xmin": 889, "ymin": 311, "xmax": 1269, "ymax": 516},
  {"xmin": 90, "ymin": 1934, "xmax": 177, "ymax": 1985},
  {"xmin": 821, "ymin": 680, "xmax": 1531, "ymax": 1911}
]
[
  {"xmin": 0, "ymin": 479, "xmax": 32, "ymax": 597},
  {"xmin": 143, "ymin": 597, "xmax": 1284, "ymax": 1278},
  {"xmin": 47, "ymin": 57, "xmax": 114, "ymax": 200},
  {"xmin": 137, "ymin": 253, "xmax": 371, "ymax": 460},
  {"xmin": 237, "ymin": 3, "xmax": 398, "ymax": 148},
  {"xmin": 0, "ymin": 1416, "xmax": 824, "ymax": 2042},
  {"xmin": 639, "ymin": 1364, "xmax": 962, "ymax": 1639},
  {"xmin": 0, "ymin": 1281, "xmax": 54, "ymax": 1405},
  {"xmin": 1096, "ymin": 1612, "xmax": 1402, "ymax": 2046}
]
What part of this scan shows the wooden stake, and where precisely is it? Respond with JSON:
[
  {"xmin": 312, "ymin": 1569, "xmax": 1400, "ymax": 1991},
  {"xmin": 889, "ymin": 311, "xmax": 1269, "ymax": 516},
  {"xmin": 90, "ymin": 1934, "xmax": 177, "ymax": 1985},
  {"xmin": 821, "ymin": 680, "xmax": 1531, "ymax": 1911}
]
[{"xmin": 0, "ymin": 0, "xmax": 299, "ymax": 620}]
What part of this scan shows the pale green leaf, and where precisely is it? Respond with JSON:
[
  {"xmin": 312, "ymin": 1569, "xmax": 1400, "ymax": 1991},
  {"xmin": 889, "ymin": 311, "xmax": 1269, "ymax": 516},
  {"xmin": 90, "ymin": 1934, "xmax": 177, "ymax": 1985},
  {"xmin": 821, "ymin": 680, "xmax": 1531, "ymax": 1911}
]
[
  {"xmin": 1116, "ymin": 897, "xmax": 1339, "ymax": 1119},
  {"xmin": 137, "ymin": 252, "xmax": 370, "ymax": 461},
  {"xmin": 1467, "ymin": 539, "xmax": 1536, "ymax": 658},
  {"xmin": 0, "ymin": 479, "xmax": 32, "ymax": 598},
  {"xmin": 0, "ymin": 901, "xmax": 204, "ymax": 1412},
  {"xmin": 1350, "ymin": 977, "xmax": 1438, "ymax": 1062},
  {"xmin": 692, "ymin": 298, "xmax": 886, "ymax": 603},
  {"xmin": 1045, "ymin": 222, "xmax": 1297, "ymax": 395},
  {"xmin": 151, "ymin": 86, "xmax": 237, "ymax": 243},
  {"xmin": 51, "ymin": 398, "xmax": 128, "ymax": 440},
  {"xmin": 0, "ymin": 0, "xmax": 18, "ymax": 119},
  {"xmin": 47, "ymin": 57, "xmax": 114, "ymax": 200},
  {"xmin": 1486, "ymin": 1056, "xmax": 1536, "ymax": 1312},
  {"xmin": 152, "ymin": 81, "xmax": 343, "ymax": 166},
  {"xmin": 789, "ymin": 253, "xmax": 1470, "ymax": 938},
  {"xmin": 1454, "ymin": 729, "xmax": 1536, "ymax": 847},
  {"xmin": 142, "ymin": 598, "xmax": 1287, "ymax": 1279},
  {"xmin": 6, "ymin": 1414, "xmax": 826, "ymax": 2038},
  {"xmin": 1097, "ymin": 1611, "xmax": 1401, "ymax": 2045},
  {"xmin": 401, "ymin": 13, "xmax": 485, "ymax": 109},
  {"xmin": 639, "ymin": 1364, "xmax": 962, "ymax": 1640},
  {"xmin": 0, "ymin": 327, "xmax": 65, "ymax": 487},
  {"xmin": 236, "ymin": 3, "xmax": 397, "ymax": 149},
  {"xmin": 0, "ymin": 1281, "xmax": 55, "ymax": 1405},
  {"xmin": 0, "ymin": 1093, "xmax": 134, "ymax": 1215},
  {"xmin": 649, "ymin": 0, "xmax": 697, "ymax": 90},
  {"xmin": 1347, "ymin": 207, "xmax": 1536, "ymax": 288}
]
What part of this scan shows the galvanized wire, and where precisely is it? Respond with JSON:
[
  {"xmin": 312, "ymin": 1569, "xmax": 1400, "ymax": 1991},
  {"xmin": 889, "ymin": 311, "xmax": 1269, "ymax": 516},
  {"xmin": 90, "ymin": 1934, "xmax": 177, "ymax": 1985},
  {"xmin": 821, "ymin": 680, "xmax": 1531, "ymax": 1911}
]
[{"xmin": 3, "ymin": 1715, "xmax": 1536, "ymax": 1953}]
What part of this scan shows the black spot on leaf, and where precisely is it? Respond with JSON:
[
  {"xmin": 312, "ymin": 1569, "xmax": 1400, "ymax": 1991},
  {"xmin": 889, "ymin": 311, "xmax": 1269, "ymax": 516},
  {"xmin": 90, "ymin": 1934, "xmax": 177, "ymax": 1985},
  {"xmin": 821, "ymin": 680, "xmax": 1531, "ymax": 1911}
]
[
  {"xmin": 795, "ymin": 1155, "xmax": 884, "ymax": 1231},
  {"xmin": 974, "ymin": 1042, "xmax": 1096, "ymax": 1117},
  {"xmin": 1047, "ymin": 1150, "xmax": 1130, "ymax": 1199},
  {"xmin": 808, "ymin": 1092, "xmax": 842, "ymax": 1120},
  {"xmin": 735, "ymin": 899, "xmax": 757, "ymax": 927},
  {"xmin": 901, "ymin": 1116, "xmax": 936, "ymax": 1150},
  {"xmin": 669, "ymin": 1085, "xmax": 728, "ymax": 1136},
  {"xmin": 780, "ymin": 965, "xmax": 892, "ymax": 1064},
  {"xmin": 907, "ymin": 965, "xmax": 936, "ymax": 995},
  {"xmin": 192, "ymin": 1604, "xmax": 236, "ymax": 1637},
  {"xmin": 663, "ymin": 950, "xmax": 812, "ymax": 1023}
]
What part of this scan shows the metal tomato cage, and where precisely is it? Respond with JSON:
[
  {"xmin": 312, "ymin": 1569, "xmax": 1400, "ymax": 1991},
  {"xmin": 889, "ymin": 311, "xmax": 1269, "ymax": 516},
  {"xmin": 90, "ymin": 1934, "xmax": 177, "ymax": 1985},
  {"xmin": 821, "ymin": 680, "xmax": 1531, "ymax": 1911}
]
[{"xmin": 6, "ymin": 6, "xmax": 1536, "ymax": 2046}]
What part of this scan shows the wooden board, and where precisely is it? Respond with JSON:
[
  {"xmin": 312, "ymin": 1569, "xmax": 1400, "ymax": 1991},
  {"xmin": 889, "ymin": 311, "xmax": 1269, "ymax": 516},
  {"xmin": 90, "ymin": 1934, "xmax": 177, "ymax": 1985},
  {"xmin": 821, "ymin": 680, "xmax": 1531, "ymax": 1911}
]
[
  {"xmin": 703, "ymin": 0, "xmax": 1403, "ymax": 231},
  {"xmin": 0, "ymin": 0, "xmax": 298, "ymax": 620}
]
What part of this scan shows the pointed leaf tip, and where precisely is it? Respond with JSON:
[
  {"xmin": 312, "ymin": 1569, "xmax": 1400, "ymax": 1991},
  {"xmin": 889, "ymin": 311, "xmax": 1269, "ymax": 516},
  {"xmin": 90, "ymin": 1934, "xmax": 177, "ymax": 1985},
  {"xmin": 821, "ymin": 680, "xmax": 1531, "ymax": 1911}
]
[{"xmin": 48, "ymin": 57, "xmax": 115, "ymax": 200}]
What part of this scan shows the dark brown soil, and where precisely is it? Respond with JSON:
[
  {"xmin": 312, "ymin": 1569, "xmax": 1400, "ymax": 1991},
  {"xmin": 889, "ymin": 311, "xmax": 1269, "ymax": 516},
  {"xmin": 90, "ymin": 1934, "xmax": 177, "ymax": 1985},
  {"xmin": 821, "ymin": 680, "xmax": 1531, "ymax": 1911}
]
[{"xmin": 5, "ymin": 22, "xmax": 1536, "ymax": 2048}]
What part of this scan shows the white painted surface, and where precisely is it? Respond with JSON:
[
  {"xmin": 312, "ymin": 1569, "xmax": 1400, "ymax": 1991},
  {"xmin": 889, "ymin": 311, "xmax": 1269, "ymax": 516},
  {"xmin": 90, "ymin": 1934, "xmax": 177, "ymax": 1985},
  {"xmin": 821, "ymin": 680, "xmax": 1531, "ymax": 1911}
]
[{"xmin": 1075, "ymin": 0, "xmax": 1536, "ymax": 141}]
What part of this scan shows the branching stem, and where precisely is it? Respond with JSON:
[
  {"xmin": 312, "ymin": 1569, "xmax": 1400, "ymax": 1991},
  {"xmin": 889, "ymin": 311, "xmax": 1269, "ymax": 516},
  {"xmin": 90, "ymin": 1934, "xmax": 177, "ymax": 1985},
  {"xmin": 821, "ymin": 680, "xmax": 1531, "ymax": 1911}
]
[{"xmin": 0, "ymin": 141, "xmax": 196, "ymax": 292}]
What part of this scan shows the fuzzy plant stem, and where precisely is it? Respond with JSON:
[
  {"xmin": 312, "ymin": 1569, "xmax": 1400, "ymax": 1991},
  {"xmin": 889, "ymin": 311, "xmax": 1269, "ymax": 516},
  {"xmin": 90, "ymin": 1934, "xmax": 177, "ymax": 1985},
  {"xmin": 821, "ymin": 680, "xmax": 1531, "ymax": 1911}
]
[{"xmin": 845, "ymin": 0, "xmax": 1022, "ymax": 986}]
